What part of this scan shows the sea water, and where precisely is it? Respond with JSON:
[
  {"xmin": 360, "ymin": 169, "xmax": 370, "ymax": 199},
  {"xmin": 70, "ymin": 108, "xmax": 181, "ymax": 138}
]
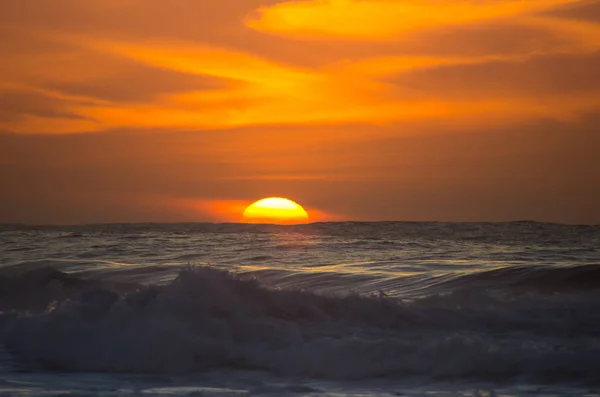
[{"xmin": 0, "ymin": 221, "xmax": 599, "ymax": 396}]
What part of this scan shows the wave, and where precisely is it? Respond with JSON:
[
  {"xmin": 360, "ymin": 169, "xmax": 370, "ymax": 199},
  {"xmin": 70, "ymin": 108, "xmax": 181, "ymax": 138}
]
[
  {"xmin": 244, "ymin": 263, "xmax": 600, "ymax": 299},
  {"xmin": 437, "ymin": 264, "xmax": 600, "ymax": 294},
  {"xmin": 1, "ymin": 266, "xmax": 600, "ymax": 384},
  {"xmin": 0, "ymin": 266, "xmax": 138, "ymax": 312}
]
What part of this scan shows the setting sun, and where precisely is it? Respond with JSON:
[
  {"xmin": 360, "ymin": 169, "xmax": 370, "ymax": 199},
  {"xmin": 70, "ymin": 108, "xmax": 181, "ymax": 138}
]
[{"xmin": 242, "ymin": 197, "xmax": 310, "ymax": 225}]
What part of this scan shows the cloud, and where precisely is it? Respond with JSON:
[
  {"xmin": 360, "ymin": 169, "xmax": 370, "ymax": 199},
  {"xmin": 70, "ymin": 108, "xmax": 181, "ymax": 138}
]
[
  {"xmin": 246, "ymin": 0, "xmax": 586, "ymax": 40},
  {"xmin": 1, "ymin": 0, "xmax": 599, "ymax": 136},
  {"xmin": 384, "ymin": 52, "xmax": 600, "ymax": 100},
  {"xmin": 0, "ymin": 89, "xmax": 89, "ymax": 123},
  {"xmin": 46, "ymin": 66, "xmax": 225, "ymax": 104}
]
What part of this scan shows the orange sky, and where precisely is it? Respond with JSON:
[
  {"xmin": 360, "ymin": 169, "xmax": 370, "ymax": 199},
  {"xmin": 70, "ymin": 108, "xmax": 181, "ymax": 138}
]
[{"xmin": 1, "ymin": 0, "xmax": 599, "ymax": 224}]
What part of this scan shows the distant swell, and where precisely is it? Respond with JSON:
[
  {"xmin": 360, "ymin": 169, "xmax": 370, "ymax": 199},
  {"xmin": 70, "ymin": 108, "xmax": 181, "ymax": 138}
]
[{"xmin": 1, "ymin": 266, "xmax": 600, "ymax": 384}]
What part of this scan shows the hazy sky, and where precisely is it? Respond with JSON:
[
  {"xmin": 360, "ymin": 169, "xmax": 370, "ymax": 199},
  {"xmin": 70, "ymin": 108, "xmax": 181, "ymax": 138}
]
[{"xmin": 1, "ymin": 0, "xmax": 599, "ymax": 224}]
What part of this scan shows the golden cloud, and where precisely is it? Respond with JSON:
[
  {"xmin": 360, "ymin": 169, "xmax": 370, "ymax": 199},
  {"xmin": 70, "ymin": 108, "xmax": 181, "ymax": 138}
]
[
  {"xmin": 246, "ymin": 0, "xmax": 586, "ymax": 39},
  {"xmin": 2, "ymin": 1, "xmax": 600, "ymax": 135}
]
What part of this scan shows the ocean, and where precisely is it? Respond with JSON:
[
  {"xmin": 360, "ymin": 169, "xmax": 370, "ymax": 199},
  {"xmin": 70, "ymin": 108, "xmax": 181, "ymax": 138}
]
[{"xmin": 0, "ymin": 221, "xmax": 599, "ymax": 397}]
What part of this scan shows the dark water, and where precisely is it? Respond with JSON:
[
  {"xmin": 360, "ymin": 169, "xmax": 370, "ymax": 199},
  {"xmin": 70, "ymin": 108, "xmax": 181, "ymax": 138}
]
[{"xmin": 0, "ymin": 222, "xmax": 599, "ymax": 396}]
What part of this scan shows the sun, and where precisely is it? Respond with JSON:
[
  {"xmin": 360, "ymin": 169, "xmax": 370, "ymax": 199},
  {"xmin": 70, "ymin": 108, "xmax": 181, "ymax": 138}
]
[{"xmin": 242, "ymin": 197, "xmax": 310, "ymax": 225}]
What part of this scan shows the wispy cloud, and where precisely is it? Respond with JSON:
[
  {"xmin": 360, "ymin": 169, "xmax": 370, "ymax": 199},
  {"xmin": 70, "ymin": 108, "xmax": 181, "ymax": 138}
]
[
  {"xmin": 246, "ymin": 0, "xmax": 587, "ymax": 39},
  {"xmin": 1, "ymin": 1, "xmax": 599, "ymax": 145}
]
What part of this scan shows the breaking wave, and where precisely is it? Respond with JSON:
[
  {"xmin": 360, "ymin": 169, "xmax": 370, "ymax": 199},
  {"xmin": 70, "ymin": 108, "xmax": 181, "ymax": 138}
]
[{"xmin": 1, "ymin": 265, "xmax": 600, "ymax": 384}]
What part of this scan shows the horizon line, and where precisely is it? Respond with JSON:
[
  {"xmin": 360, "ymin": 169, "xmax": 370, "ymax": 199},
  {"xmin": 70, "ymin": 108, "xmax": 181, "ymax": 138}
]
[{"xmin": 1, "ymin": 220, "xmax": 598, "ymax": 228}]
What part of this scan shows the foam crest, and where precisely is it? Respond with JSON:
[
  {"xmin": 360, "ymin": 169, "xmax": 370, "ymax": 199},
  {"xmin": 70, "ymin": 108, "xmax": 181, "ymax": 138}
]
[{"xmin": 2, "ymin": 267, "xmax": 600, "ymax": 384}]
